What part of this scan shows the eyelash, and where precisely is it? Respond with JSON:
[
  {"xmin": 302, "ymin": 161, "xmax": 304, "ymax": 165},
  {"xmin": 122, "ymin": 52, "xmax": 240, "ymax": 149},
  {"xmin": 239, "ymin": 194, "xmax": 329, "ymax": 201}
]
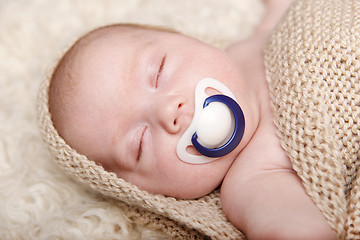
[
  {"xmin": 137, "ymin": 127, "xmax": 147, "ymax": 161},
  {"xmin": 155, "ymin": 55, "xmax": 166, "ymax": 88}
]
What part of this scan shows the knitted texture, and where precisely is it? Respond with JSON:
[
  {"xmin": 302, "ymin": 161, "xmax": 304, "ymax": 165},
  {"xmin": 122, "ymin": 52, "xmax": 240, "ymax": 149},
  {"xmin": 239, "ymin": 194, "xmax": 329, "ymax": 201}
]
[
  {"xmin": 37, "ymin": 48, "xmax": 244, "ymax": 239},
  {"xmin": 264, "ymin": 0, "xmax": 360, "ymax": 239}
]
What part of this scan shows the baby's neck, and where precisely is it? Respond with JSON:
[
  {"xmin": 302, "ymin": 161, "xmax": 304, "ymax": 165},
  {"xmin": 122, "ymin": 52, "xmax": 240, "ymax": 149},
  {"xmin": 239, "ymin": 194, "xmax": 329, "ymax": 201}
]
[{"xmin": 229, "ymin": 43, "xmax": 272, "ymax": 156}]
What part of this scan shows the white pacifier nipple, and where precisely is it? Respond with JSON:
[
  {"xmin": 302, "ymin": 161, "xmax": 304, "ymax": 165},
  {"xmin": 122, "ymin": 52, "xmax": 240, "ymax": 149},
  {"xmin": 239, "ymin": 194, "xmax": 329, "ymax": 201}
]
[
  {"xmin": 196, "ymin": 102, "xmax": 234, "ymax": 149},
  {"xmin": 176, "ymin": 78, "xmax": 245, "ymax": 164}
]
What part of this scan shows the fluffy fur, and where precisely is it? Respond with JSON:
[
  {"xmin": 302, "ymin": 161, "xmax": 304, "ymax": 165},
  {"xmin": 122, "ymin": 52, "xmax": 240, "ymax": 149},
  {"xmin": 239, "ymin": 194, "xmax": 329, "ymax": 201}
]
[{"xmin": 0, "ymin": 0, "xmax": 263, "ymax": 238}]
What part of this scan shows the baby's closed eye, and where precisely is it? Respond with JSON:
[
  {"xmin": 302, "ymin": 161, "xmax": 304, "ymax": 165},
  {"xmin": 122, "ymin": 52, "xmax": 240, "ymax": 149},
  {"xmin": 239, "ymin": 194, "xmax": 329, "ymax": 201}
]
[{"xmin": 154, "ymin": 55, "xmax": 166, "ymax": 88}]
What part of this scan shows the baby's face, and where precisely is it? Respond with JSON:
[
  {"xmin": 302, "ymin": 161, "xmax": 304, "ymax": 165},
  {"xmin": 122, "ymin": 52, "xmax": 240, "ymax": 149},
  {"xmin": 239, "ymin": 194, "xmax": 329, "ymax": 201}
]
[{"xmin": 60, "ymin": 27, "xmax": 247, "ymax": 198}]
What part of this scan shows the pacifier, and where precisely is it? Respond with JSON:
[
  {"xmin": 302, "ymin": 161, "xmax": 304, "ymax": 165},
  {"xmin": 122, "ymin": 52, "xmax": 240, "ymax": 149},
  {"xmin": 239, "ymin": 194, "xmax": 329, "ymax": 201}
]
[{"xmin": 176, "ymin": 78, "xmax": 245, "ymax": 164}]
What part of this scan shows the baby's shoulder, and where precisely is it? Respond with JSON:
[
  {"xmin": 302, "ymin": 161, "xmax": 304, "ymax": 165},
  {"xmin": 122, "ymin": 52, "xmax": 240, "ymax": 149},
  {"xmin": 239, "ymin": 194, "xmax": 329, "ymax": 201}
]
[
  {"xmin": 221, "ymin": 121, "xmax": 293, "ymax": 189},
  {"xmin": 220, "ymin": 123, "xmax": 296, "ymax": 224}
]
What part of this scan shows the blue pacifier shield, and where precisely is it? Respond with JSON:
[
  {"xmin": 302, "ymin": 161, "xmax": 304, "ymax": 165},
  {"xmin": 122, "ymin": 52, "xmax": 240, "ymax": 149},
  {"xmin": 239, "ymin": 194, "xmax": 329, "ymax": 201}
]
[{"xmin": 191, "ymin": 95, "xmax": 245, "ymax": 158}]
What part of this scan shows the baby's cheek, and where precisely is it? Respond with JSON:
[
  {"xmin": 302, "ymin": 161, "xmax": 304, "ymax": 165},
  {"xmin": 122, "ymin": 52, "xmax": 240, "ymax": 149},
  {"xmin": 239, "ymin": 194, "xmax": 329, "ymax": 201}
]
[
  {"xmin": 150, "ymin": 130, "xmax": 225, "ymax": 198},
  {"xmin": 169, "ymin": 162, "xmax": 227, "ymax": 198}
]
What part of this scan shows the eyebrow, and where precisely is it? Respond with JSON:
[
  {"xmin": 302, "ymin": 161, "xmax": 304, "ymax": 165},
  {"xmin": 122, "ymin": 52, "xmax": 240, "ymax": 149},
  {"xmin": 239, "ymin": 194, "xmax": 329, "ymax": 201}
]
[{"xmin": 125, "ymin": 38, "xmax": 157, "ymax": 83}]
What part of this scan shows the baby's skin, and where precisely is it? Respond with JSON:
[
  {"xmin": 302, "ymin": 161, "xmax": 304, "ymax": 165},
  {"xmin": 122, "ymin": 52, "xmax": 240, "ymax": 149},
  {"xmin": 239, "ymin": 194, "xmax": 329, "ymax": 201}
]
[{"xmin": 49, "ymin": 1, "xmax": 336, "ymax": 239}]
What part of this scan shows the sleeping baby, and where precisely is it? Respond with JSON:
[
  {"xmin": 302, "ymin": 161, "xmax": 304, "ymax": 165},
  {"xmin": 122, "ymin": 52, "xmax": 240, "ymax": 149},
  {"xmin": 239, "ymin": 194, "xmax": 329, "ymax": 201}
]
[{"xmin": 41, "ymin": 0, "xmax": 352, "ymax": 239}]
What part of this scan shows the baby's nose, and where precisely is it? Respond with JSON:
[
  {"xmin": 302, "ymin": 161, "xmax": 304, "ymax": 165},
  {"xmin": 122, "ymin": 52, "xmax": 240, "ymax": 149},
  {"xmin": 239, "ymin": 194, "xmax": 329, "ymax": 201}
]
[{"xmin": 155, "ymin": 95, "xmax": 186, "ymax": 134}]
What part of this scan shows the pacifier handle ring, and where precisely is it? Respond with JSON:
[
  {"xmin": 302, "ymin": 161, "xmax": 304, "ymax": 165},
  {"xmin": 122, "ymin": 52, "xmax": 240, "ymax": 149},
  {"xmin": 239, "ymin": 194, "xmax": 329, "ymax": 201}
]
[{"xmin": 191, "ymin": 95, "xmax": 245, "ymax": 158}]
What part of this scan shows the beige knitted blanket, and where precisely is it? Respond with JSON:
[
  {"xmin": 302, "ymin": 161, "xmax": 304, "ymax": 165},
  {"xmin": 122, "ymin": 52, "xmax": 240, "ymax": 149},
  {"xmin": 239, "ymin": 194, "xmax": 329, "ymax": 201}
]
[
  {"xmin": 265, "ymin": 0, "xmax": 360, "ymax": 238},
  {"xmin": 36, "ymin": 0, "xmax": 360, "ymax": 239}
]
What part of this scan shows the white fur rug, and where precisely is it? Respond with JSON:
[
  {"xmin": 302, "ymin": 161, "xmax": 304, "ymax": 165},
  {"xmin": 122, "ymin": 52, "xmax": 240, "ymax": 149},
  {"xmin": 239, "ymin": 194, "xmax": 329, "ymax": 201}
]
[{"xmin": 0, "ymin": 0, "xmax": 263, "ymax": 239}]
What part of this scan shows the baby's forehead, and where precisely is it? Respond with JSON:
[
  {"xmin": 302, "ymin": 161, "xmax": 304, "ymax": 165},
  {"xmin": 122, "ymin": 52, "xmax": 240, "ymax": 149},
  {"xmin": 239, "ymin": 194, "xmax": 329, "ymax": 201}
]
[
  {"xmin": 63, "ymin": 27, "xmax": 139, "ymax": 75},
  {"xmin": 77, "ymin": 25, "xmax": 171, "ymax": 52},
  {"xmin": 73, "ymin": 25, "xmax": 181, "ymax": 75},
  {"xmin": 76, "ymin": 26, "xmax": 137, "ymax": 53},
  {"xmin": 59, "ymin": 24, "xmax": 181, "ymax": 91},
  {"xmin": 59, "ymin": 24, "xmax": 178, "ymax": 76}
]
